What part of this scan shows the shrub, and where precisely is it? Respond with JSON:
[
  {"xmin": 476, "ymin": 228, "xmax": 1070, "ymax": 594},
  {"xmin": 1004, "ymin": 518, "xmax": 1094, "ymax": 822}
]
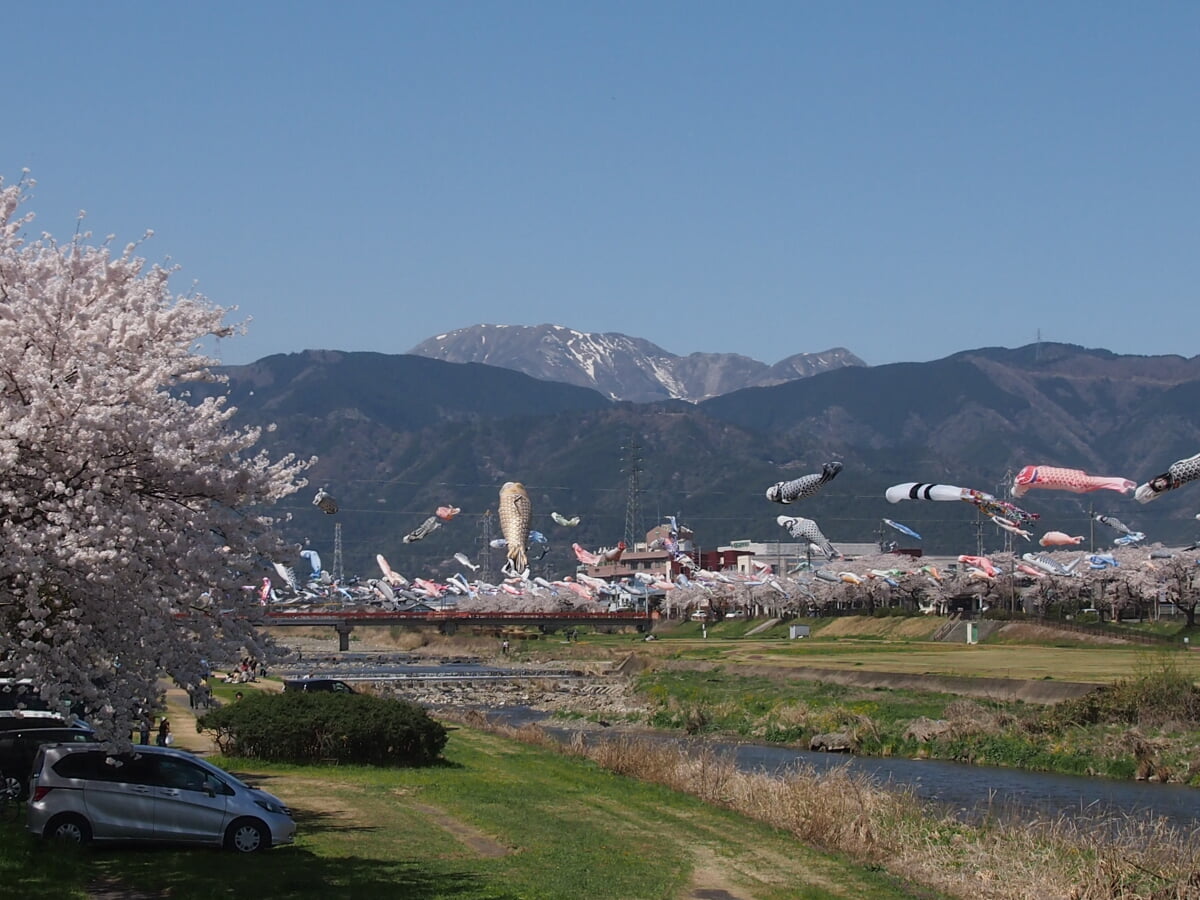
[
  {"xmin": 1044, "ymin": 654, "xmax": 1200, "ymax": 730},
  {"xmin": 197, "ymin": 691, "xmax": 447, "ymax": 766}
]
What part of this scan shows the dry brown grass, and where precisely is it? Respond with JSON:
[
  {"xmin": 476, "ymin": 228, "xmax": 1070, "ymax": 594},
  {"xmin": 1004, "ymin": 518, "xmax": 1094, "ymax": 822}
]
[
  {"xmin": 768, "ymin": 700, "xmax": 811, "ymax": 728},
  {"xmin": 815, "ymin": 616, "xmax": 944, "ymax": 640},
  {"xmin": 944, "ymin": 699, "xmax": 1017, "ymax": 737},
  {"xmin": 440, "ymin": 710, "xmax": 1200, "ymax": 900}
]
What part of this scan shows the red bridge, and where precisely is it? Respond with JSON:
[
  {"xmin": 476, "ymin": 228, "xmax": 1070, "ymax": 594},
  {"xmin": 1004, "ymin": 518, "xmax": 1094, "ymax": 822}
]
[{"xmin": 262, "ymin": 609, "xmax": 651, "ymax": 650}]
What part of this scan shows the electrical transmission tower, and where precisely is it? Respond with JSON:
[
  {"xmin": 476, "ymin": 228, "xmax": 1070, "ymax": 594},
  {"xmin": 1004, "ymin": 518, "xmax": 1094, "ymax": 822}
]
[
  {"xmin": 332, "ymin": 522, "xmax": 344, "ymax": 583},
  {"xmin": 478, "ymin": 510, "xmax": 494, "ymax": 576},
  {"xmin": 622, "ymin": 434, "xmax": 645, "ymax": 548}
]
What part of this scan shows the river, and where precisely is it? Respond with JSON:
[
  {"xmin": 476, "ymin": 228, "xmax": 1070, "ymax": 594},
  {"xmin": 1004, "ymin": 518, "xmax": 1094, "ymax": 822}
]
[{"xmin": 477, "ymin": 705, "xmax": 1200, "ymax": 834}]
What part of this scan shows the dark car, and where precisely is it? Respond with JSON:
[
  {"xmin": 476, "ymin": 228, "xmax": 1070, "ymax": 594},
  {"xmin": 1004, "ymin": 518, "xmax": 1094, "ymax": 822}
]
[
  {"xmin": 0, "ymin": 726, "xmax": 95, "ymax": 799},
  {"xmin": 281, "ymin": 678, "xmax": 356, "ymax": 694},
  {"xmin": 0, "ymin": 679, "xmax": 49, "ymax": 712}
]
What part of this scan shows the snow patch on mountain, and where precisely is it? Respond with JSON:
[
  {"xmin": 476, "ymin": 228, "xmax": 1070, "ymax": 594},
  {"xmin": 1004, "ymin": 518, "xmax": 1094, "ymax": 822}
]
[{"xmin": 409, "ymin": 324, "xmax": 865, "ymax": 402}]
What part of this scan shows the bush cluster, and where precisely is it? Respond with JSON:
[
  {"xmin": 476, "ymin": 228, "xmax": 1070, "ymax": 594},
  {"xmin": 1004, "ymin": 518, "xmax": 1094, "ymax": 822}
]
[
  {"xmin": 197, "ymin": 691, "xmax": 447, "ymax": 766},
  {"xmin": 1045, "ymin": 656, "xmax": 1200, "ymax": 730}
]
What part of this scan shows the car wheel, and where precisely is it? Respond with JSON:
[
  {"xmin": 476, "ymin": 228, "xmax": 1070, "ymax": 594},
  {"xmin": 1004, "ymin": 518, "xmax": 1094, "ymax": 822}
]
[
  {"xmin": 45, "ymin": 813, "xmax": 92, "ymax": 845},
  {"xmin": 225, "ymin": 817, "xmax": 269, "ymax": 853},
  {"xmin": 2, "ymin": 772, "xmax": 23, "ymax": 800}
]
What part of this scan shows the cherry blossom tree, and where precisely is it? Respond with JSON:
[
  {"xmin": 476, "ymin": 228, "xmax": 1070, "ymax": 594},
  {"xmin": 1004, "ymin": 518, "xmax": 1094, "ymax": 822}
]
[
  {"xmin": 0, "ymin": 176, "xmax": 311, "ymax": 739},
  {"xmin": 1155, "ymin": 553, "xmax": 1200, "ymax": 627}
]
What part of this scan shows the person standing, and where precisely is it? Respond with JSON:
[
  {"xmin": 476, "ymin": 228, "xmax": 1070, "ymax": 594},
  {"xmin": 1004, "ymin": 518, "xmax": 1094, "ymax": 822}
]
[
  {"xmin": 157, "ymin": 716, "xmax": 171, "ymax": 747},
  {"xmin": 138, "ymin": 716, "xmax": 151, "ymax": 745}
]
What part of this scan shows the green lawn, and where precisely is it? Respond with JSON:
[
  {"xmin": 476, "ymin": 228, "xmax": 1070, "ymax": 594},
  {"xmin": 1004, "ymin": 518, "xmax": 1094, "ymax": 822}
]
[{"xmin": 0, "ymin": 725, "xmax": 937, "ymax": 900}]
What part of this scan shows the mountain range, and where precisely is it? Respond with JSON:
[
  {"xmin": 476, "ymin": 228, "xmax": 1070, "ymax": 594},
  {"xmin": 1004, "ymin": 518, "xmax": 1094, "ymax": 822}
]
[
  {"xmin": 208, "ymin": 331, "xmax": 1200, "ymax": 583},
  {"xmin": 408, "ymin": 323, "xmax": 865, "ymax": 402}
]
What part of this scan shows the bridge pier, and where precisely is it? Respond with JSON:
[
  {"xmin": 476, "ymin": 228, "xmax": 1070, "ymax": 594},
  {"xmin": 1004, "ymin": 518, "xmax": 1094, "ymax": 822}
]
[{"xmin": 334, "ymin": 623, "xmax": 354, "ymax": 651}]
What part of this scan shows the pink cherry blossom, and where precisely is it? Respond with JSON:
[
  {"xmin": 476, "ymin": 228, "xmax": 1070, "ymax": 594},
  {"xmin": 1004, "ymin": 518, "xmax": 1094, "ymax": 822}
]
[{"xmin": 0, "ymin": 177, "xmax": 312, "ymax": 741}]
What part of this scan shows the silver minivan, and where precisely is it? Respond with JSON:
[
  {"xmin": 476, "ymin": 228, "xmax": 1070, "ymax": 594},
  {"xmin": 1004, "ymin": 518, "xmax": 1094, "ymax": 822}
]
[{"xmin": 27, "ymin": 743, "xmax": 296, "ymax": 852}]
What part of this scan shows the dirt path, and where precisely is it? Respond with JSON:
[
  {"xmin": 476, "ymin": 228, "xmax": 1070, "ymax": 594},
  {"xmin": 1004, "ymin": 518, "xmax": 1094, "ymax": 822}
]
[
  {"xmin": 159, "ymin": 684, "xmax": 217, "ymax": 754},
  {"xmin": 409, "ymin": 801, "xmax": 510, "ymax": 858},
  {"xmin": 157, "ymin": 676, "xmax": 280, "ymax": 755}
]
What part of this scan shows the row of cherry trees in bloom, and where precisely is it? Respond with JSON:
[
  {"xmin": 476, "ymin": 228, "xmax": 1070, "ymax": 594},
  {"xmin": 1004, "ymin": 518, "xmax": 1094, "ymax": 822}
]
[
  {"xmin": 652, "ymin": 547, "xmax": 1200, "ymax": 627},
  {"xmin": 0, "ymin": 176, "xmax": 312, "ymax": 739}
]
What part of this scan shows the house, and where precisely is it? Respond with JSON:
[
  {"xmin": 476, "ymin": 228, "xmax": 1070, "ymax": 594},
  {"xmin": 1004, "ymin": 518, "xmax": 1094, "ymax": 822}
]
[{"xmin": 584, "ymin": 548, "xmax": 673, "ymax": 582}]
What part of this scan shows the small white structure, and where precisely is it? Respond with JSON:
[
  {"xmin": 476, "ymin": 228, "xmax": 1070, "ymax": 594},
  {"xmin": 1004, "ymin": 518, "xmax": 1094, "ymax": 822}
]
[{"xmin": 789, "ymin": 624, "xmax": 811, "ymax": 640}]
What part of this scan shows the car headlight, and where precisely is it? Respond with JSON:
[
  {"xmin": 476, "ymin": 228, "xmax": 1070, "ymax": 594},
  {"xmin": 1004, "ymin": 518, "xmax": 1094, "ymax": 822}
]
[{"xmin": 255, "ymin": 798, "xmax": 289, "ymax": 815}]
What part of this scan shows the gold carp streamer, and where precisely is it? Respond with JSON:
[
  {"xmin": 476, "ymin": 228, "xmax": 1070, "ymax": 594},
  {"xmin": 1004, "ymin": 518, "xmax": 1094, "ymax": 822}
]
[{"xmin": 498, "ymin": 481, "xmax": 531, "ymax": 574}]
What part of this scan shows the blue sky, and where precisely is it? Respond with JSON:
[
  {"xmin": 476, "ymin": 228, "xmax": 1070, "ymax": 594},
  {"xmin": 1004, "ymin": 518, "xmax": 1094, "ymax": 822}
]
[{"xmin": 7, "ymin": 2, "xmax": 1198, "ymax": 368}]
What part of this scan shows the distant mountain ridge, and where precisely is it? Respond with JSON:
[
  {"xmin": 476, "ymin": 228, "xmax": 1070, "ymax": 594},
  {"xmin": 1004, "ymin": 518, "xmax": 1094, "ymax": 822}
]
[
  {"xmin": 208, "ymin": 349, "xmax": 610, "ymax": 430},
  {"xmin": 408, "ymin": 323, "xmax": 865, "ymax": 402},
  {"xmin": 210, "ymin": 342, "xmax": 1200, "ymax": 581}
]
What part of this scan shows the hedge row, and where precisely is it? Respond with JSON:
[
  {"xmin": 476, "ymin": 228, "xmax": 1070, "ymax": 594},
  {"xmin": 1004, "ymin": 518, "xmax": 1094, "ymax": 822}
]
[{"xmin": 197, "ymin": 691, "xmax": 447, "ymax": 766}]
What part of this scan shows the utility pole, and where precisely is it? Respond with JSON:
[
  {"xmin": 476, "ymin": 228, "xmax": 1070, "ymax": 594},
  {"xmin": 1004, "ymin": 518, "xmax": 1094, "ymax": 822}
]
[{"xmin": 996, "ymin": 469, "xmax": 1015, "ymax": 613}]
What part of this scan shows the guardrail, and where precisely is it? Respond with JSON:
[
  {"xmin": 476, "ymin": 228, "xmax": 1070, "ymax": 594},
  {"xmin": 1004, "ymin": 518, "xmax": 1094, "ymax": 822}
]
[
  {"xmin": 275, "ymin": 669, "xmax": 589, "ymax": 682},
  {"xmin": 263, "ymin": 610, "xmax": 648, "ymax": 624},
  {"xmin": 261, "ymin": 609, "xmax": 651, "ymax": 649}
]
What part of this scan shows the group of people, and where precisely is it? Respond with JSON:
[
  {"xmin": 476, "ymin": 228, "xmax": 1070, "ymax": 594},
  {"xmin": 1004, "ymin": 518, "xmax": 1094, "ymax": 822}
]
[
  {"xmin": 185, "ymin": 682, "xmax": 213, "ymax": 709},
  {"xmin": 222, "ymin": 656, "xmax": 265, "ymax": 684},
  {"xmin": 138, "ymin": 715, "xmax": 171, "ymax": 746}
]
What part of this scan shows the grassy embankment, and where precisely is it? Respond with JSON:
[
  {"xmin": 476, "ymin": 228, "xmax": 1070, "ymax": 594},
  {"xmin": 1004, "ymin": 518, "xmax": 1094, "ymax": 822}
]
[
  {"xmin": 628, "ymin": 656, "xmax": 1200, "ymax": 781},
  {"xmin": 453, "ymin": 710, "xmax": 1200, "ymax": 900},
  {"xmin": 0, "ymin": 723, "xmax": 928, "ymax": 900},
  {"xmin": 538, "ymin": 616, "xmax": 1200, "ymax": 783}
]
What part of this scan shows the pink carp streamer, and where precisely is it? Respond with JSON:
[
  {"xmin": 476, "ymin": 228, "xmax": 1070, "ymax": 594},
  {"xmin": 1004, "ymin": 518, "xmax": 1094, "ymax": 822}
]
[
  {"xmin": 1011, "ymin": 466, "xmax": 1134, "ymax": 498},
  {"xmin": 957, "ymin": 555, "xmax": 997, "ymax": 577},
  {"xmin": 1039, "ymin": 531, "xmax": 1084, "ymax": 547}
]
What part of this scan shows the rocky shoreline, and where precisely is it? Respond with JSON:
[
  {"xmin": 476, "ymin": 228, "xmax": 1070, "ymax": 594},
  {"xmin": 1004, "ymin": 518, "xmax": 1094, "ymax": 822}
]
[{"xmin": 375, "ymin": 671, "xmax": 651, "ymax": 721}]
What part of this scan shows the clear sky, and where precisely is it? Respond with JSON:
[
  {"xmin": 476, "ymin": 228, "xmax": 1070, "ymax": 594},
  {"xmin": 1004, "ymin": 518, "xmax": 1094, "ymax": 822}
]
[{"xmin": 7, "ymin": 2, "xmax": 1198, "ymax": 368}]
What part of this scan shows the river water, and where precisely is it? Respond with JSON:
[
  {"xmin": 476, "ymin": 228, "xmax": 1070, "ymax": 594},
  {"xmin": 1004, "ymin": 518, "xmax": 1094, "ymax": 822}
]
[
  {"xmin": 478, "ymin": 705, "xmax": 1200, "ymax": 834},
  {"xmin": 277, "ymin": 659, "xmax": 1200, "ymax": 833}
]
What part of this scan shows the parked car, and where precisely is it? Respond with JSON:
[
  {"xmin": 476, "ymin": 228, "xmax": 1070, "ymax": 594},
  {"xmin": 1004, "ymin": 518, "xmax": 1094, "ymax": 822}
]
[
  {"xmin": 0, "ymin": 710, "xmax": 76, "ymax": 730},
  {"xmin": 27, "ymin": 744, "xmax": 296, "ymax": 852},
  {"xmin": 0, "ymin": 678, "xmax": 46, "ymax": 711},
  {"xmin": 0, "ymin": 679, "xmax": 86, "ymax": 721},
  {"xmin": 282, "ymin": 678, "xmax": 356, "ymax": 694},
  {"xmin": 0, "ymin": 726, "xmax": 95, "ymax": 799}
]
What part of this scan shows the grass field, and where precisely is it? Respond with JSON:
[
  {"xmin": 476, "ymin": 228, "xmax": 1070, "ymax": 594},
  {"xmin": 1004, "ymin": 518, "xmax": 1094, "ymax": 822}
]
[
  {"xmin": 0, "ymin": 725, "xmax": 935, "ymax": 900},
  {"xmin": 603, "ymin": 616, "xmax": 1200, "ymax": 685},
  {"xmin": 700, "ymin": 641, "xmax": 1200, "ymax": 682}
]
